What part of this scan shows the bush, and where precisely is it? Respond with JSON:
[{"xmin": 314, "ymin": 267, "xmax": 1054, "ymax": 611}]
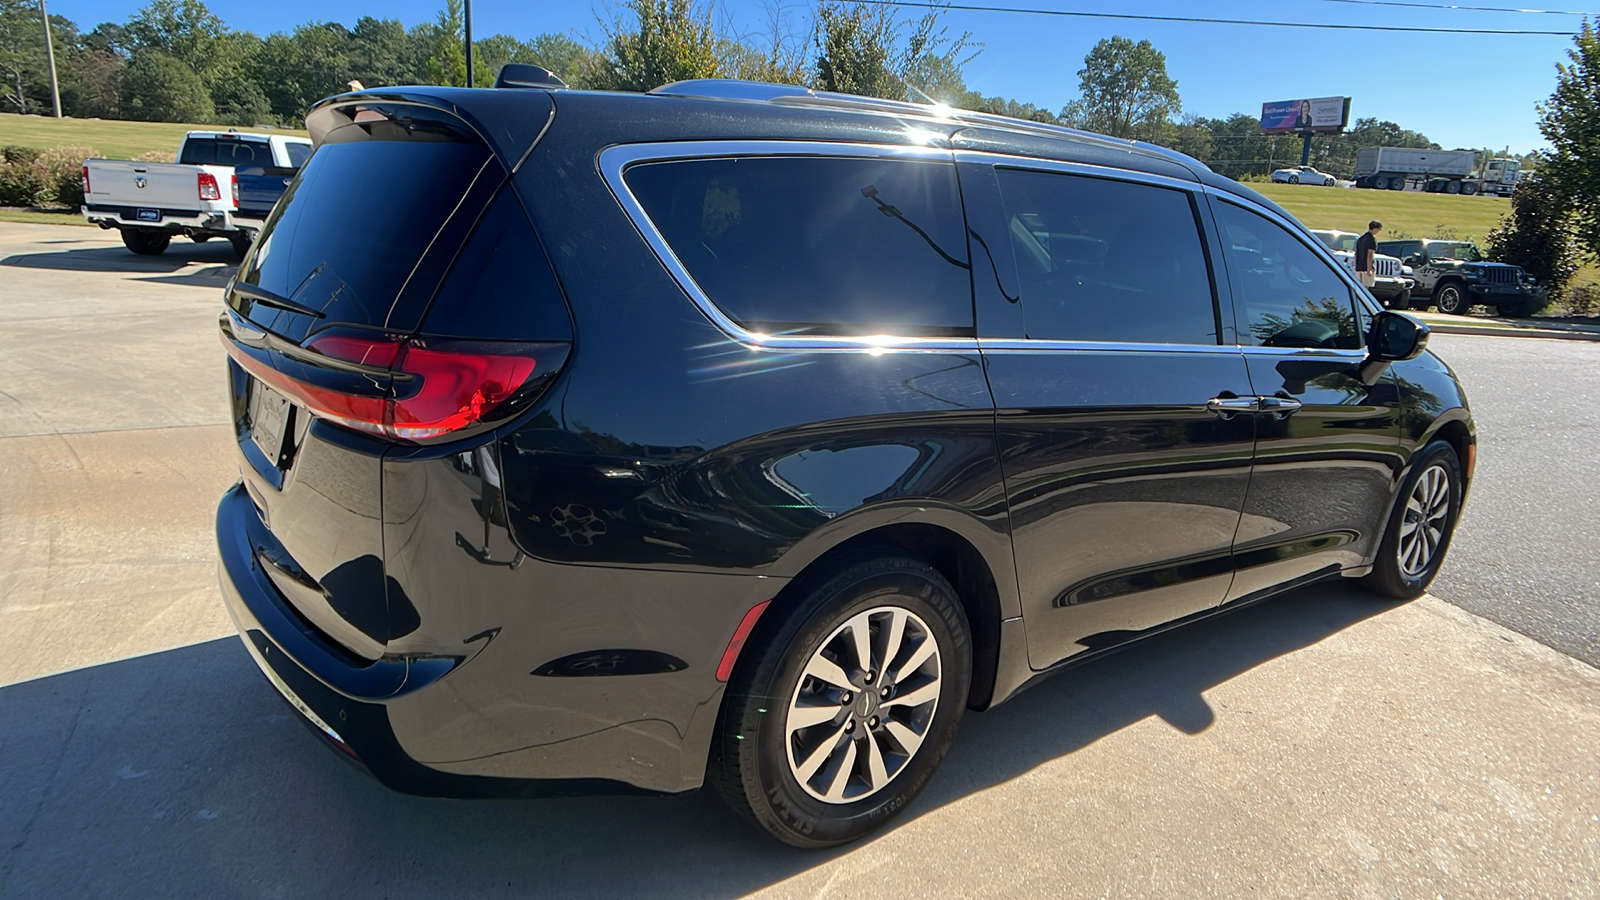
[
  {"xmin": 36, "ymin": 146, "xmax": 100, "ymax": 208},
  {"xmin": 0, "ymin": 161, "xmax": 51, "ymax": 207},
  {"xmin": 1485, "ymin": 176, "xmax": 1581, "ymax": 296},
  {"xmin": 134, "ymin": 150, "xmax": 174, "ymax": 163},
  {"xmin": 2, "ymin": 145, "xmax": 41, "ymax": 164}
]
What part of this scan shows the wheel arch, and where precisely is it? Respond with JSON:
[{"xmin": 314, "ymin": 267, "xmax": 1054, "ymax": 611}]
[{"xmin": 757, "ymin": 515, "xmax": 1012, "ymax": 711}]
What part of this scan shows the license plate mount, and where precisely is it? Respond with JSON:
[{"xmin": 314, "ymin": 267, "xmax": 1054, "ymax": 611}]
[
  {"xmin": 135, "ymin": 208, "xmax": 160, "ymax": 222},
  {"xmin": 249, "ymin": 381, "xmax": 292, "ymax": 464}
]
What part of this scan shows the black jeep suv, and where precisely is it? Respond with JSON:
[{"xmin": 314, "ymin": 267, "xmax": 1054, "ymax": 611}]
[{"xmin": 216, "ymin": 76, "xmax": 1475, "ymax": 847}]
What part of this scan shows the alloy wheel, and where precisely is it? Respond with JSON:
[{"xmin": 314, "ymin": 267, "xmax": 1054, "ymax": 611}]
[
  {"xmin": 785, "ymin": 605, "xmax": 942, "ymax": 804},
  {"xmin": 1398, "ymin": 464, "xmax": 1451, "ymax": 577}
]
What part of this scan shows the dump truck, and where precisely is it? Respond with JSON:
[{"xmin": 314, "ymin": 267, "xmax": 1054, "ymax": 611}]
[{"xmin": 1352, "ymin": 147, "xmax": 1519, "ymax": 196}]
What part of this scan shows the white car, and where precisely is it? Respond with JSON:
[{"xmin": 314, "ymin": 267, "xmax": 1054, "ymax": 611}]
[{"xmin": 1270, "ymin": 165, "xmax": 1336, "ymax": 186}]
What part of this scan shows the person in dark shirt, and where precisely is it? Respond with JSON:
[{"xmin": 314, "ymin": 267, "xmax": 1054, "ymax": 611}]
[{"xmin": 1354, "ymin": 220, "xmax": 1382, "ymax": 290}]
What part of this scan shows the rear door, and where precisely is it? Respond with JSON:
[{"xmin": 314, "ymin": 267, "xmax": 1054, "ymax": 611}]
[
  {"xmin": 220, "ymin": 102, "xmax": 510, "ymax": 666},
  {"xmin": 1207, "ymin": 197, "xmax": 1402, "ymax": 601},
  {"xmin": 960, "ymin": 159, "xmax": 1256, "ymax": 670}
]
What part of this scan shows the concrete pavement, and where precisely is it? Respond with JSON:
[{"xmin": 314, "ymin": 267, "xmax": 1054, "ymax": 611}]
[{"xmin": 1, "ymin": 222, "xmax": 1597, "ymax": 897}]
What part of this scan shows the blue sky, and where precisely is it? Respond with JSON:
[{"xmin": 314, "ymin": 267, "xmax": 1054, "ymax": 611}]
[{"xmin": 58, "ymin": 0, "xmax": 1589, "ymax": 151}]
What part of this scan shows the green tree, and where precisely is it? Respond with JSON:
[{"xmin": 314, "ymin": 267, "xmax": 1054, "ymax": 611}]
[
  {"xmin": 588, "ymin": 0, "xmax": 723, "ymax": 93},
  {"xmin": 1537, "ymin": 20, "xmax": 1600, "ymax": 259},
  {"xmin": 424, "ymin": 0, "xmax": 490, "ymax": 87},
  {"xmin": 956, "ymin": 92, "xmax": 1059, "ymax": 124},
  {"xmin": 1064, "ymin": 36, "xmax": 1180, "ymax": 141},
  {"xmin": 1, "ymin": 0, "xmax": 45, "ymax": 113},
  {"xmin": 1486, "ymin": 174, "xmax": 1580, "ymax": 301},
  {"xmin": 1345, "ymin": 116, "xmax": 1438, "ymax": 150},
  {"xmin": 814, "ymin": 1, "xmax": 900, "ymax": 99},
  {"xmin": 126, "ymin": 0, "xmax": 222, "ymax": 71},
  {"xmin": 347, "ymin": 16, "xmax": 420, "ymax": 87},
  {"xmin": 525, "ymin": 33, "xmax": 594, "ymax": 86},
  {"xmin": 120, "ymin": 49, "xmax": 212, "ymax": 121}
]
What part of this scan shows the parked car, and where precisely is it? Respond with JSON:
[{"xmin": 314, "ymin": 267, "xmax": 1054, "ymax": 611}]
[
  {"xmin": 216, "ymin": 75, "xmax": 1476, "ymax": 849},
  {"xmin": 82, "ymin": 131, "xmax": 311, "ymax": 258},
  {"xmin": 1270, "ymin": 164, "xmax": 1336, "ymax": 186},
  {"xmin": 1310, "ymin": 229, "xmax": 1415, "ymax": 309},
  {"xmin": 1376, "ymin": 238, "xmax": 1540, "ymax": 316}
]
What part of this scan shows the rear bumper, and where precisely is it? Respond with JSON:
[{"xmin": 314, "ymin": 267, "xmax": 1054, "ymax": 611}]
[
  {"xmin": 81, "ymin": 203, "xmax": 244, "ymax": 234},
  {"xmin": 216, "ymin": 483, "xmax": 667, "ymax": 798}
]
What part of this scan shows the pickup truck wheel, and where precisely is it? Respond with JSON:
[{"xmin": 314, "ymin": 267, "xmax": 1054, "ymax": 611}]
[
  {"xmin": 121, "ymin": 229, "xmax": 170, "ymax": 256},
  {"xmin": 229, "ymin": 233, "xmax": 252, "ymax": 260},
  {"xmin": 1433, "ymin": 281, "xmax": 1468, "ymax": 315}
]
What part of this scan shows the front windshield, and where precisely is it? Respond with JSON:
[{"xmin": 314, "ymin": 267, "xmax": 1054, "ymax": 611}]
[
  {"xmin": 1429, "ymin": 242, "xmax": 1482, "ymax": 262},
  {"xmin": 1326, "ymin": 233, "xmax": 1357, "ymax": 251}
]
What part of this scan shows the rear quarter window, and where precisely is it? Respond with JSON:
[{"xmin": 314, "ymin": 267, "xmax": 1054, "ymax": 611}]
[{"xmin": 624, "ymin": 155, "xmax": 973, "ymax": 337}]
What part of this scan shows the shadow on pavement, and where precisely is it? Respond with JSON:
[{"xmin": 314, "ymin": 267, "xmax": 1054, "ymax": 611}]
[
  {"xmin": 0, "ymin": 583, "xmax": 1392, "ymax": 897},
  {"xmin": 1, "ymin": 240, "xmax": 240, "ymax": 276}
]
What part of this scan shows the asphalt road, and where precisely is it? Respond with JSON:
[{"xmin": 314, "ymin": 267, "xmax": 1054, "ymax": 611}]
[
  {"xmin": 1426, "ymin": 334, "xmax": 1600, "ymax": 667},
  {"xmin": 1, "ymin": 223, "xmax": 1597, "ymax": 898}
]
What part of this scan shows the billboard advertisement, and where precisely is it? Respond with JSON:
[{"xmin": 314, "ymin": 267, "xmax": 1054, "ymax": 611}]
[{"xmin": 1260, "ymin": 97, "xmax": 1351, "ymax": 134}]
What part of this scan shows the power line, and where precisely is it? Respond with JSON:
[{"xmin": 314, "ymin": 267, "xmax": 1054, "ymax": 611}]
[
  {"xmin": 1307, "ymin": 0, "xmax": 1597, "ymax": 15},
  {"xmin": 854, "ymin": 0, "xmax": 1584, "ymax": 33}
]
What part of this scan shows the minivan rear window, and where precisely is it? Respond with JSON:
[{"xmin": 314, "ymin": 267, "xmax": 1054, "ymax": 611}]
[
  {"xmin": 232, "ymin": 106, "xmax": 495, "ymax": 337},
  {"xmin": 626, "ymin": 156, "xmax": 973, "ymax": 337}
]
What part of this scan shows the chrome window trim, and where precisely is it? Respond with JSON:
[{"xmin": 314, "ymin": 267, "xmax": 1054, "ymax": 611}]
[
  {"xmin": 599, "ymin": 140, "xmax": 975, "ymax": 352},
  {"xmin": 599, "ymin": 139, "xmax": 1378, "ymax": 356}
]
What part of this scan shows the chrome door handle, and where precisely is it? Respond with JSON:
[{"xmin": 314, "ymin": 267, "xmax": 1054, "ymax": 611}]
[
  {"xmin": 1258, "ymin": 396, "xmax": 1304, "ymax": 419},
  {"xmin": 1207, "ymin": 396, "xmax": 1260, "ymax": 419}
]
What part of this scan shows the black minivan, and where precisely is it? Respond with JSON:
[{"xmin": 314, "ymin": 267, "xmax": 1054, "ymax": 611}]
[{"xmin": 216, "ymin": 76, "xmax": 1475, "ymax": 847}]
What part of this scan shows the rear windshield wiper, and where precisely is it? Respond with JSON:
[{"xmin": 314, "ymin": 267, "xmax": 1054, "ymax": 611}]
[{"xmin": 232, "ymin": 282, "xmax": 326, "ymax": 319}]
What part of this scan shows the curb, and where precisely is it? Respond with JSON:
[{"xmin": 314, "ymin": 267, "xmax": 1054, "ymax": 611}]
[{"xmin": 1414, "ymin": 316, "xmax": 1600, "ymax": 342}]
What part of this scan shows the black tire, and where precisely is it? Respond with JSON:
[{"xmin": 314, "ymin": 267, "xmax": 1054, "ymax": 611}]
[
  {"xmin": 190, "ymin": 234, "xmax": 211, "ymax": 243},
  {"xmin": 1434, "ymin": 281, "xmax": 1468, "ymax": 315},
  {"xmin": 1445, "ymin": 180, "xmax": 1462, "ymax": 195},
  {"xmin": 1388, "ymin": 288, "xmax": 1413, "ymax": 311},
  {"xmin": 1462, "ymin": 182, "xmax": 1478, "ymax": 196},
  {"xmin": 1361, "ymin": 440, "xmax": 1464, "ymax": 600},
  {"xmin": 120, "ymin": 228, "xmax": 170, "ymax": 255},
  {"xmin": 709, "ymin": 553, "xmax": 972, "ymax": 848},
  {"xmin": 1388, "ymin": 176, "xmax": 1406, "ymax": 191},
  {"xmin": 1289, "ymin": 174, "xmax": 1299, "ymax": 184},
  {"xmin": 229, "ymin": 233, "xmax": 252, "ymax": 261},
  {"xmin": 1494, "ymin": 298, "xmax": 1535, "ymax": 318}
]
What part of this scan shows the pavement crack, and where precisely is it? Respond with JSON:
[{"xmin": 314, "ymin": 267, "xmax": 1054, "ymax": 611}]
[{"xmin": 0, "ymin": 676, "xmax": 90, "ymax": 893}]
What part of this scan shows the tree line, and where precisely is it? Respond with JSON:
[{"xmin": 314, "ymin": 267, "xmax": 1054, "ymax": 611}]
[{"xmin": 1, "ymin": 0, "xmax": 1449, "ymax": 173}]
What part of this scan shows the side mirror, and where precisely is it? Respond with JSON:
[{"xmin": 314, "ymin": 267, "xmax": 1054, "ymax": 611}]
[
  {"xmin": 1368, "ymin": 310, "xmax": 1430, "ymax": 362},
  {"xmin": 1404, "ymin": 255, "xmax": 1423, "ymax": 266}
]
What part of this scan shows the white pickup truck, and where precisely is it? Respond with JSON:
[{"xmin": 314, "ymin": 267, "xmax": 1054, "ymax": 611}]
[{"xmin": 82, "ymin": 131, "xmax": 312, "ymax": 258}]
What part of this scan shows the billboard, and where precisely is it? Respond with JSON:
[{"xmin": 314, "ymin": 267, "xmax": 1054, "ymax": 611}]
[{"xmin": 1260, "ymin": 97, "xmax": 1351, "ymax": 134}]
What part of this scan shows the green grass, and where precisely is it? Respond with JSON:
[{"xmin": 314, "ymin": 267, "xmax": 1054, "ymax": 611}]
[
  {"xmin": 1256, "ymin": 182, "xmax": 1599, "ymax": 294},
  {"xmin": 0, "ymin": 113, "xmax": 308, "ymax": 160},
  {"xmin": 0, "ymin": 207, "xmax": 94, "ymax": 227}
]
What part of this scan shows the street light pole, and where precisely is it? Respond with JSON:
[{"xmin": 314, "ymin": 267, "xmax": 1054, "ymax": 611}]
[
  {"xmin": 39, "ymin": 0, "xmax": 61, "ymax": 118},
  {"xmin": 464, "ymin": 0, "xmax": 474, "ymax": 88}
]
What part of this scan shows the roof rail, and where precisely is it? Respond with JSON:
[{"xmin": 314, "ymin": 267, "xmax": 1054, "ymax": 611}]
[
  {"xmin": 496, "ymin": 64, "xmax": 568, "ymax": 90},
  {"xmin": 644, "ymin": 79, "xmax": 1212, "ymax": 173},
  {"xmin": 650, "ymin": 80, "xmax": 813, "ymax": 101}
]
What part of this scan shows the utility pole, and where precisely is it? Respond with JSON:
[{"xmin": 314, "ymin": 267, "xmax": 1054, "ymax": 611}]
[
  {"xmin": 39, "ymin": 0, "xmax": 61, "ymax": 117},
  {"xmin": 464, "ymin": 0, "xmax": 474, "ymax": 88}
]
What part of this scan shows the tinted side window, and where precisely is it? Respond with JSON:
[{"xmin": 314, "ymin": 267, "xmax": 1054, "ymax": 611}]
[
  {"xmin": 993, "ymin": 169, "xmax": 1218, "ymax": 344},
  {"xmin": 625, "ymin": 156, "xmax": 972, "ymax": 336},
  {"xmin": 1216, "ymin": 202, "xmax": 1361, "ymax": 350},
  {"xmin": 420, "ymin": 188, "xmax": 573, "ymax": 342},
  {"xmin": 178, "ymin": 139, "xmax": 216, "ymax": 165},
  {"xmin": 285, "ymin": 142, "xmax": 312, "ymax": 168}
]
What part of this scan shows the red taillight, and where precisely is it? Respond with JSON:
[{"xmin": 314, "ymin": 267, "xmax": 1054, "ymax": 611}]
[
  {"xmin": 223, "ymin": 328, "xmax": 566, "ymax": 442},
  {"xmin": 230, "ymin": 173, "xmax": 239, "ymax": 206},
  {"xmin": 81, "ymin": 164, "xmax": 90, "ymax": 197},
  {"xmin": 199, "ymin": 172, "xmax": 221, "ymax": 201}
]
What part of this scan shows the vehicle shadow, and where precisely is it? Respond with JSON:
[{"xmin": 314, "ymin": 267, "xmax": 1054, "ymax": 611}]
[
  {"xmin": 0, "ymin": 583, "xmax": 1393, "ymax": 897},
  {"xmin": 0, "ymin": 239, "xmax": 240, "ymax": 276}
]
